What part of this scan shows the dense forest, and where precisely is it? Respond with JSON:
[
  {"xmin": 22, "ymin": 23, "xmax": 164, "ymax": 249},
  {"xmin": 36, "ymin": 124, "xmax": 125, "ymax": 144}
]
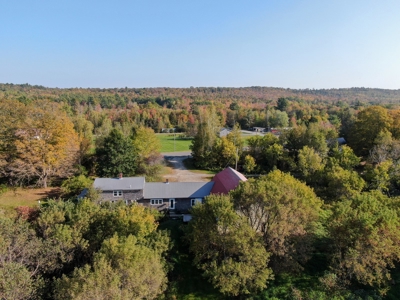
[{"xmin": 1, "ymin": 83, "xmax": 400, "ymax": 299}]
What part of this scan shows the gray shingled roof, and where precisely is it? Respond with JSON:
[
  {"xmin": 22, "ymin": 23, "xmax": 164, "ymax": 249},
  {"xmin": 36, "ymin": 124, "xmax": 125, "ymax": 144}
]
[
  {"xmin": 94, "ymin": 177, "xmax": 145, "ymax": 191},
  {"xmin": 144, "ymin": 182, "xmax": 214, "ymax": 199}
]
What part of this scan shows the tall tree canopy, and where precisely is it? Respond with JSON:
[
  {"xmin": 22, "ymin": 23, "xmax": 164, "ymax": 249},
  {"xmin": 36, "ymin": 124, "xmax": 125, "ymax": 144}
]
[
  {"xmin": 55, "ymin": 234, "xmax": 167, "ymax": 300},
  {"xmin": 190, "ymin": 106, "xmax": 221, "ymax": 169},
  {"xmin": 186, "ymin": 194, "xmax": 272, "ymax": 296},
  {"xmin": 131, "ymin": 126, "xmax": 163, "ymax": 180},
  {"xmin": 95, "ymin": 129, "xmax": 137, "ymax": 177},
  {"xmin": 349, "ymin": 106, "xmax": 393, "ymax": 157},
  {"xmin": 328, "ymin": 191, "xmax": 400, "ymax": 293},
  {"xmin": 0, "ymin": 101, "xmax": 79, "ymax": 187},
  {"xmin": 231, "ymin": 170, "xmax": 323, "ymax": 272}
]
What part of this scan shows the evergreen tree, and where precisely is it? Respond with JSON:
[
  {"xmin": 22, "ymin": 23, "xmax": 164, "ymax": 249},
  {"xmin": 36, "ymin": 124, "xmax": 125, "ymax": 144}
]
[{"xmin": 96, "ymin": 129, "xmax": 137, "ymax": 177}]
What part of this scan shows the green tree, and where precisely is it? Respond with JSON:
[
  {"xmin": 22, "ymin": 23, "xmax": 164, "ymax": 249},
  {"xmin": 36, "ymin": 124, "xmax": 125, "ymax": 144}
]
[
  {"xmin": 323, "ymin": 165, "xmax": 365, "ymax": 201},
  {"xmin": 297, "ymin": 145, "xmax": 325, "ymax": 181},
  {"xmin": 186, "ymin": 194, "xmax": 273, "ymax": 296},
  {"xmin": 0, "ymin": 99, "xmax": 26, "ymax": 173},
  {"xmin": 364, "ymin": 160, "xmax": 392, "ymax": 192},
  {"xmin": 54, "ymin": 257, "xmax": 122, "ymax": 300},
  {"xmin": 132, "ymin": 126, "xmax": 163, "ymax": 179},
  {"xmin": 96, "ymin": 129, "xmax": 137, "ymax": 177},
  {"xmin": 55, "ymin": 234, "xmax": 167, "ymax": 300},
  {"xmin": 282, "ymin": 122, "xmax": 335, "ymax": 157},
  {"xmin": 226, "ymin": 123, "xmax": 243, "ymax": 161},
  {"xmin": 190, "ymin": 106, "xmax": 221, "ymax": 168},
  {"xmin": 247, "ymin": 133, "xmax": 290, "ymax": 171},
  {"xmin": 61, "ymin": 175, "xmax": 93, "ymax": 198},
  {"xmin": 229, "ymin": 102, "xmax": 240, "ymax": 111},
  {"xmin": 277, "ymin": 97, "xmax": 289, "ymax": 112},
  {"xmin": 349, "ymin": 106, "xmax": 393, "ymax": 157},
  {"xmin": 85, "ymin": 203, "xmax": 162, "ymax": 253},
  {"xmin": 0, "ymin": 212, "xmax": 79, "ymax": 299},
  {"xmin": 72, "ymin": 115, "xmax": 94, "ymax": 165},
  {"xmin": 211, "ymin": 137, "xmax": 236, "ymax": 168},
  {"xmin": 243, "ymin": 154, "xmax": 256, "ymax": 173},
  {"xmin": 328, "ymin": 191, "xmax": 400, "ymax": 292},
  {"xmin": 0, "ymin": 262, "xmax": 39, "ymax": 300},
  {"xmin": 231, "ymin": 170, "xmax": 323, "ymax": 273},
  {"xmin": 329, "ymin": 145, "xmax": 360, "ymax": 170},
  {"xmin": 269, "ymin": 110, "xmax": 289, "ymax": 128}
]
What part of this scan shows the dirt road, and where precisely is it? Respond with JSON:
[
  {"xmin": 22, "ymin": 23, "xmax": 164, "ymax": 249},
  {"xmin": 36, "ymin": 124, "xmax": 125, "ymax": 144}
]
[{"xmin": 162, "ymin": 154, "xmax": 212, "ymax": 182}]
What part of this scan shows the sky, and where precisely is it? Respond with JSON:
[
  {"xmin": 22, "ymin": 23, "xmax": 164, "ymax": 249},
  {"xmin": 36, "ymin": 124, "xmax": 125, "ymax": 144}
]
[{"xmin": 1, "ymin": 0, "xmax": 400, "ymax": 89}]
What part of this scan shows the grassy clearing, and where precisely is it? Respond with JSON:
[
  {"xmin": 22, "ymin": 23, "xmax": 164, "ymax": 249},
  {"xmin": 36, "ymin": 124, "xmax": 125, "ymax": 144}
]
[
  {"xmin": 157, "ymin": 133, "xmax": 192, "ymax": 152},
  {"xmin": 157, "ymin": 132, "xmax": 263, "ymax": 152},
  {"xmin": 0, "ymin": 187, "xmax": 60, "ymax": 208}
]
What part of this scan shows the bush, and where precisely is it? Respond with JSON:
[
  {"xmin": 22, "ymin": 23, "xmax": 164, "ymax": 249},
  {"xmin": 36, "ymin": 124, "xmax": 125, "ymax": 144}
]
[{"xmin": 61, "ymin": 175, "xmax": 93, "ymax": 199}]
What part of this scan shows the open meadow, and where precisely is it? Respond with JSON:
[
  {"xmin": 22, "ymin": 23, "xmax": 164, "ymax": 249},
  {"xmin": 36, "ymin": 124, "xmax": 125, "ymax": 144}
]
[
  {"xmin": 157, "ymin": 133, "xmax": 192, "ymax": 152},
  {"xmin": 157, "ymin": 131, "xmax": 259, "ymax": 153}
]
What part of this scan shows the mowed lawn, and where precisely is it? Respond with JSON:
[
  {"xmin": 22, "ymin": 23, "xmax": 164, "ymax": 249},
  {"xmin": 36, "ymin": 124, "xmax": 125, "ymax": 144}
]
[
  {"xmin": 0, "ymin": 187, "xmax": 60, "ymax": 208},
  {"xmin": 157, "ymin": 133, "xmax": 259, "ymax": 152},
  {"xmin": 157, "ymin": 134, "xmax": 192, "ymax": 152}
]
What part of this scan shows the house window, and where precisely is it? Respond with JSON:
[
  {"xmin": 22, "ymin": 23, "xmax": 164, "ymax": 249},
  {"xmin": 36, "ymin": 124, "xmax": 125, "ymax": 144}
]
[
  {"xmin": 151, "ymin": 199, "xmax": 163, "ymax": 205},
  {"xmin": 113, "ymin": 190, "xmax": 123, "ymax": 197},
  {"xmin": 191, "ymin": 198, "xmax": 202, "ymax": 206}
]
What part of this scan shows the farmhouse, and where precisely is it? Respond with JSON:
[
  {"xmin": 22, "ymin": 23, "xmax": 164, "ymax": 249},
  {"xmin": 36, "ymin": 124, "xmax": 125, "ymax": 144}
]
[{"xmin": 93, "ymin": 167, "xmax": 246, "ymax": 213}]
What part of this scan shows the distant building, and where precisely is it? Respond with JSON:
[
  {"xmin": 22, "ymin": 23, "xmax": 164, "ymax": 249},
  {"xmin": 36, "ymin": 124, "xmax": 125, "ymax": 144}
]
[
  {"xmin": 253, "ymin": 127, "xmax": 266, "ymax": 133},
  {"xmin": 161, "ymin": 128, "xmax": 176, "ymax": 133},
  {"xmin": 219, "ymin": 128, "xmax": 231, "ymax": 137}
]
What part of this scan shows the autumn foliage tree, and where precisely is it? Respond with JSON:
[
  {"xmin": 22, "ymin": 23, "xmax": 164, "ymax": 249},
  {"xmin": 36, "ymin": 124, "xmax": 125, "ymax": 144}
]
[{"xmin": 0, "ymin": 100, "xmax": 79, "ymax": 187}]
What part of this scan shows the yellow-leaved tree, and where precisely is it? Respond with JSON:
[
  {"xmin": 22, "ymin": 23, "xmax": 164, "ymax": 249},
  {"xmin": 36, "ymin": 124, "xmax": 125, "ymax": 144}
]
[{"xmin": 5, "ymin": 101, "xmax": 79, "ymax": 187}]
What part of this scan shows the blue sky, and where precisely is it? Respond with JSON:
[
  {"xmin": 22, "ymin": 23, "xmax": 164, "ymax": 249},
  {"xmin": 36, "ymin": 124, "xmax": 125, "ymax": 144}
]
[{"xmin": 1, "ymin": 0, "xmax": 400, "ymax": 89}]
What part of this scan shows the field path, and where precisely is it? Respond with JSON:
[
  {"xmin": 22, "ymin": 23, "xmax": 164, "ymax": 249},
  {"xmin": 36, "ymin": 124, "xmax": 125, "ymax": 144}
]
[{"xmin": 162, "ymin": 153, "xmax": 212, "ymax": 182}]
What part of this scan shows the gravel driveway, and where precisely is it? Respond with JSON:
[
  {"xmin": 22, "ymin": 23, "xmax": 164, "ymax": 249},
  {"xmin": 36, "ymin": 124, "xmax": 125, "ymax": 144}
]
[{"xmin": 162, "ymin": 154, "xmax": 212, "ymax": 182}]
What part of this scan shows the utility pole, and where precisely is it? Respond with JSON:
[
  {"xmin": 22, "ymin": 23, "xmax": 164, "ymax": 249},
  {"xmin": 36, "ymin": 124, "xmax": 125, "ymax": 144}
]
[
  {"xmin": 235, "ymin": 147, "xmax": 239, "ymax": 170},
  {"xmin": 173, "ymin": 127, "xmax": 176, "ymax": 152}
]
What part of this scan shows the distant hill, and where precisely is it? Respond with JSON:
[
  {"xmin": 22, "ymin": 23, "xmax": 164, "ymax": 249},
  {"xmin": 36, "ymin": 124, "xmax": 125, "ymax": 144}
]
[{"xmin": 1, "ymin": 83, "xmax": 400, "ymax": 107}]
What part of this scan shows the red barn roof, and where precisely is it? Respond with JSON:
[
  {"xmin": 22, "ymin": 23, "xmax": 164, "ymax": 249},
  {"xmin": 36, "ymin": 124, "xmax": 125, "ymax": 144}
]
[{"xmin": 211, "ymin": 167, "xmax": 247, "ymax": 194}]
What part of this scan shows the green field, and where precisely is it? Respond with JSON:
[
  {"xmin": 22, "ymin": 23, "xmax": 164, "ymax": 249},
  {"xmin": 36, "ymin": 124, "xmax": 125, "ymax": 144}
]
[
  {"xmin": 157, "ymin": 132, "xmax": 258, "ymax": 152},
  {"xmin": 157, "ymin": 134, "xmax": 192, "ymax": 152}
]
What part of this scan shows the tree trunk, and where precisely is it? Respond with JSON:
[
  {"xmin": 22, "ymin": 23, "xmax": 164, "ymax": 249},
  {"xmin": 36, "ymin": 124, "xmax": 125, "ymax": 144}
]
[{"xmin": 43, "ymin": 174, "xmax": 47, "ymax": 188}]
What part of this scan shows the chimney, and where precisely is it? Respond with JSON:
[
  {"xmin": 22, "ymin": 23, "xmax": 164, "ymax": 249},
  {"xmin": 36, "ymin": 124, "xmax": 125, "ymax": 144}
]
[
  {"xmin": 119, "ymin": 173, "xmax": 123, "ymax": 179},
  {"xmin": 165, "ymin": 179, "xmax": 169, "ymax": 184}
]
